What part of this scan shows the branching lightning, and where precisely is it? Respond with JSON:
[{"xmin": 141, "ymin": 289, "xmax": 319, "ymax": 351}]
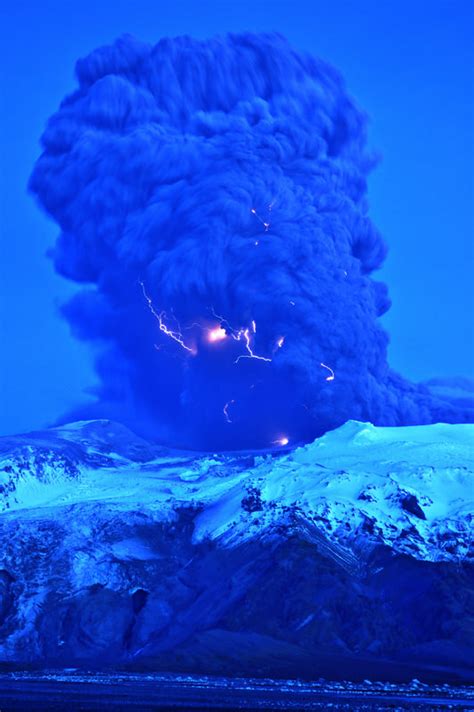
[
  {"xmin": 209, "ymin": 308, "xmax": 281, "ymax": 365},
  {"xmin": 141, "ymin": 283, "xmax": 291, "ymax": 446},
  {"xmin": 141, "ymin": 283, "xmax": 285, "ymax": 366},
  {"xmin": 140, "ymin": 282, "xmax": 195, "ymax": 355},
  {"xmin": 234, "ymin": 327, "xmax": 272, "ymax": 364}
]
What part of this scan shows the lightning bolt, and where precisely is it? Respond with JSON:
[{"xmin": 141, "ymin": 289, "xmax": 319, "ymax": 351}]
[
  {"xmin": 233, "ymin": 328, "xmax": 272, "ymax": 364},
  {"xmin": 140, "ymin": 282, "xmax": 195, "ymax": 355},
  {"xmin": 320, "ymin": 362, "xmax": 335, "ymax": 381},
  {"xmin": 223, "ymin": 399, "xmax": 235, "ymax": 423},
  {"xmin": 250, "ymin": 207, "xmax": 271, "ymax": 231},
  {"xmin": 209, "ymin": 308, "xmax": 273, "ymax": 364},
  {"xmin": 141, "ymin": 285, "xmax": 284, "ymax": 365}
]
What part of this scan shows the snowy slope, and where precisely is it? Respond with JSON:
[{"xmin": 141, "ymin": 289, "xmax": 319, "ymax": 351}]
[
  {"xmin": 1, "ymin": 419, "xmax": 472, "ymax": 561},
  {"xmin": 0, "ymin": 419, "xmax": 472, "ymax": 680},
  {"xmin": 194, "ymin": 420, "xmax": 473, "ymax": 563}
]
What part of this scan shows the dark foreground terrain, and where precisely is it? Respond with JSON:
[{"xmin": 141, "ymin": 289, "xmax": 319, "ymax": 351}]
[{"xmin": 0, "ymin": 672, "xmax": 472, "ymax": 711}]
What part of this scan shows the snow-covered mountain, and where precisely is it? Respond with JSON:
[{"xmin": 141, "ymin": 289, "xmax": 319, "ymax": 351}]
[{"xmin": 0, "ymin": 419, "xmax": 472, "ymax": 682}]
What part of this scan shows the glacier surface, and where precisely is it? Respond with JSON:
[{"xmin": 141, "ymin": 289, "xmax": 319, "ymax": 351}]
[{"xmin": 0, "ymin": 419, "xmax": 472, "ymax": 682}]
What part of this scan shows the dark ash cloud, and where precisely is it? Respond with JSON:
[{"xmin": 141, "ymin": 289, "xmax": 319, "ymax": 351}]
[{"xmin": 29, "ymin": 32, "xmax": 474, "ymax": 448}]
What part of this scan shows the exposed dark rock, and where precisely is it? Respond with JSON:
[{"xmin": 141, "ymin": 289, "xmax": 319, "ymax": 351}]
[
  {"xmin": 4, "ymin": 515, "xmax": 471, "ymax": 683},
  {"xmin": 241, "ymin": 486, "xmax": 263, "ymax": 513},
  {"xmin": 400, "ymin": 493, "xmax": 426, "ymax": 520},
  {"xmin": 0, "ymin": 571, "xmax": 14, "ymax": 626},
  {"xmin": 0, "ymin": 419, "xmax": 472, "ymax": 684}
]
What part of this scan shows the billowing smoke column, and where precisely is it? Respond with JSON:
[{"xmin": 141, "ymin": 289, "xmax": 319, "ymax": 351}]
[{"xmin": 30, "ymin": 33, "xmax": 472, "ymax": 449}]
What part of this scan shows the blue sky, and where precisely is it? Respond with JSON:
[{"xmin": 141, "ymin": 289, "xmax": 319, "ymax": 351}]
[{"xmin": 0, "ymin": 0, "xmax": 473, "ymax": 436}]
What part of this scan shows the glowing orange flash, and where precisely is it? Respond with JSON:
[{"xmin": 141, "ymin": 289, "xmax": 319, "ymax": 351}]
[
  {"xmin": 207, "ymin": 326, "xmax": 227, "ymax": 343},
  {"xmin": 273, "ymin": 436, "xmax": 289, "ymax": 446}
]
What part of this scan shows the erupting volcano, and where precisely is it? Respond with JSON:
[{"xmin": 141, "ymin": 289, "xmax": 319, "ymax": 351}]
[{"xmin": 29, "ymin": 32, "xmax": 473, "ymax": 449}]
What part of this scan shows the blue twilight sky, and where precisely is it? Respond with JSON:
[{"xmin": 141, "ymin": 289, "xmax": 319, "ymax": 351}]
[{"xmin": 0, "ymin": 0, "xmax": 473, "ymax": 436}]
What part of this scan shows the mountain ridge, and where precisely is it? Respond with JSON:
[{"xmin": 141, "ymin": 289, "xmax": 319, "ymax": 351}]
[{"xmin": 0, "ymin": 419, "xmax": 472, "ymax": 682}]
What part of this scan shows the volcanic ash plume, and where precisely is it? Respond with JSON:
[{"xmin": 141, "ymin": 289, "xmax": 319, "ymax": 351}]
[{"xmin": 29, "ymin": 32, "xmax": 473, "ymax": 448}]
